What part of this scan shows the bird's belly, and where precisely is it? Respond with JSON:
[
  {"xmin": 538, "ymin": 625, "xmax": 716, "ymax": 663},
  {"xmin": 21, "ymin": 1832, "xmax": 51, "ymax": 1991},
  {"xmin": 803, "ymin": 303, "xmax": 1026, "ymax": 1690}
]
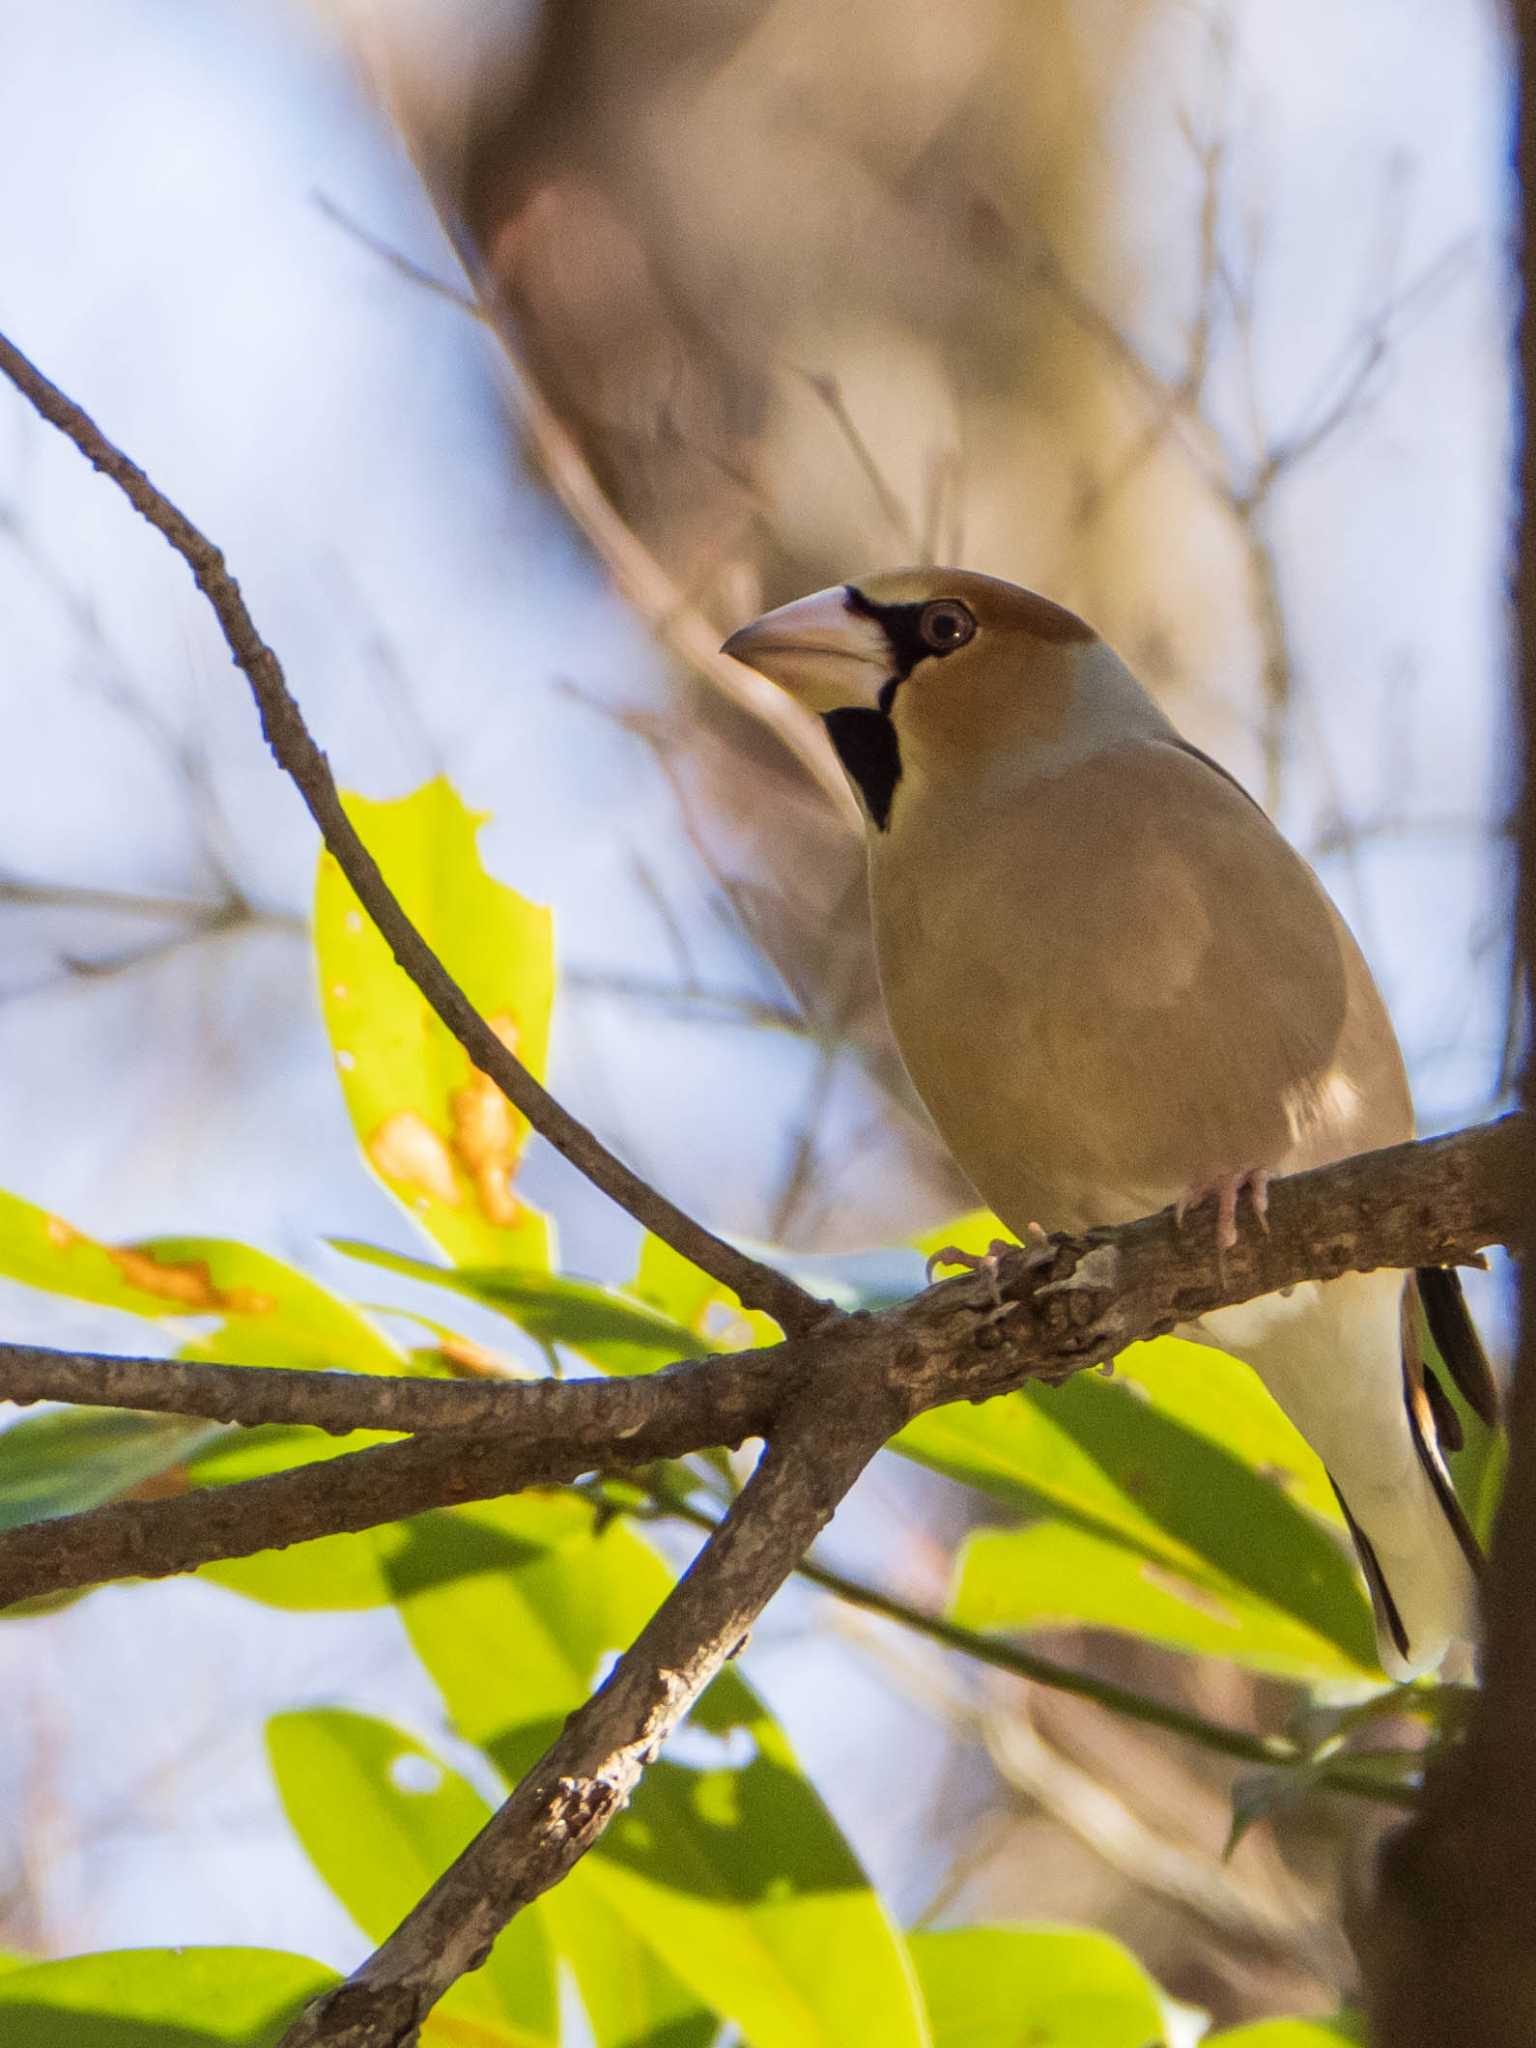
[
  {"xmin": 876, "ymin": 942, "xmax": 1187, "ymax": 1232},
  {"xmin": 874, "ymin": 883, "xmax": 1311, "ymax": 1234}
]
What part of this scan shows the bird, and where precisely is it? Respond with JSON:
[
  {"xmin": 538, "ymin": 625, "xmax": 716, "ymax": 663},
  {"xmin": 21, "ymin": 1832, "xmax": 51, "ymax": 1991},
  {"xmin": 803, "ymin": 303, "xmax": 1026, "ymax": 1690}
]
[{"xmin": 722, "ymin": 566, "xmax": 1498, "ymax": 1680}]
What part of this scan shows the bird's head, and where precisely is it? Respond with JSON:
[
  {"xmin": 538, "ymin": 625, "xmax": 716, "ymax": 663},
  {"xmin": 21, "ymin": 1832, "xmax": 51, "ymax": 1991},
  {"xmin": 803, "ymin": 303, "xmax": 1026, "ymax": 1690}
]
[{"xmin": 722, "ymin": 568, "xmax": 1153, "ymax": 831}]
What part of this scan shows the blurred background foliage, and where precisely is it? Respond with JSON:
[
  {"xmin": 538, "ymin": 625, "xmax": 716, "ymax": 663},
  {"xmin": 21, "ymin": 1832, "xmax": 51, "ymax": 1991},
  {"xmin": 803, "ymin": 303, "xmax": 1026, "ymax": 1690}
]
[{"xmin": 0, "ymin": 0, "xmax": 1514, "ymax": 2037}]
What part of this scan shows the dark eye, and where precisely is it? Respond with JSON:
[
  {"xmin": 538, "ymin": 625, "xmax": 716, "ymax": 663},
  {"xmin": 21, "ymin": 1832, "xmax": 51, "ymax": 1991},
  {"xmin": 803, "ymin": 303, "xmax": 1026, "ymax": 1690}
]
[{"xmin": 919, "ymin": 600, "xmax": 976, "ymax": 653}]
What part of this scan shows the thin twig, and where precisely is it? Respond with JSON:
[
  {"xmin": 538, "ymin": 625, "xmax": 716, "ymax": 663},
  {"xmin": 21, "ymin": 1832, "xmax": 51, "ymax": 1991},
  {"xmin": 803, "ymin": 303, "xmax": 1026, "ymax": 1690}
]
[
  {"xmin": 0, "ymin": 328, "xmax": 821, "ymax": 1337},
  {"xmin": 663, "ymin": 1494, "xmax": 1420, "ymax": 1809},
  {"xmin": 311, "ymin": 192, "xmax": 858, "ymax": 827}
]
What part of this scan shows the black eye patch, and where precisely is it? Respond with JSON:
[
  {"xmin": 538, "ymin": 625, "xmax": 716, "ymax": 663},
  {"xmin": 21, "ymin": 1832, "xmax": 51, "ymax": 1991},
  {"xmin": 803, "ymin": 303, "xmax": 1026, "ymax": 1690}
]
[{"xmin": 844, "ymin": 586, "xmax": 974, "ymax": 688}]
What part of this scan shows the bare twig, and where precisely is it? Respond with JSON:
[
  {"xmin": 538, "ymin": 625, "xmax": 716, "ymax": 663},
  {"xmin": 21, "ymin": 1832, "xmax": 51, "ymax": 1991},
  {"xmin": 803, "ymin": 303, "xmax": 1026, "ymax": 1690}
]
[
  {"xmin": 0, "ymin": 328, "xmax": 820, "ymax": 1337},
  {"xmin": 660, "ymin": 1492, "xmax": 1418, "ymax": 1805},
  {"xmin": 311, "ymin": 193, "xmax": 858, "ymax": 828}
]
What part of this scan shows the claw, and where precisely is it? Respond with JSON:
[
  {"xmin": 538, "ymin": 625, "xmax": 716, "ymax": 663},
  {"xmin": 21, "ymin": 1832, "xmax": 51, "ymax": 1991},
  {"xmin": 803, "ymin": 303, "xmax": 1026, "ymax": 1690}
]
[
  {"xmin": 925, "ymin": 1237, "xmax": 1016, "ymax": 1307},
  {"xmin": 1175, "ymin": 1167, "xmax": 1273, "ymax": 1254}
]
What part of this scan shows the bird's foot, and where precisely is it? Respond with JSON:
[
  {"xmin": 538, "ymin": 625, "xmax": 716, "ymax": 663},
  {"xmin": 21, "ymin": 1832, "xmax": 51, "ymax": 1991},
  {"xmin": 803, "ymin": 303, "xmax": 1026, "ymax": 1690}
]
[
  {"xmin": 925, "ymin": 1236, "xmax": 1018, "ymax": 1307},
  {"xmin": 1174, "ymin": 1167, "xmax": 1272, "ymax": 1253}
]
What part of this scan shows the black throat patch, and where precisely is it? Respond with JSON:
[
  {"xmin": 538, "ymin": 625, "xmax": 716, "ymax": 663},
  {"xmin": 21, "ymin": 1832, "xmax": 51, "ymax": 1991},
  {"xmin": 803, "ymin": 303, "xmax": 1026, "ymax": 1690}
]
[{"xmin": 823, "ymin": 707, "xmax": 901, "ymax": 829}]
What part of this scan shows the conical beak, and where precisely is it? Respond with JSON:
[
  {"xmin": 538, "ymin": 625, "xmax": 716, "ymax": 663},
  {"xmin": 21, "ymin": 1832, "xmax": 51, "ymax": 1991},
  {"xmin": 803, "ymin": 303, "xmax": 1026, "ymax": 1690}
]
[{"xmin": 721, "ymin": 585, "xmax": 891, "ymax": 714}]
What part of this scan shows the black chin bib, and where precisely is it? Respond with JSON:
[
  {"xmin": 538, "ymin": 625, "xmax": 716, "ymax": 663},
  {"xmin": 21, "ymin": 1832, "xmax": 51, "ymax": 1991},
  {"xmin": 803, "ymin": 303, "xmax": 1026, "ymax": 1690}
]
[{"xmin": 822, "ymin": 706, "xmax": 901, "ymax": 829}]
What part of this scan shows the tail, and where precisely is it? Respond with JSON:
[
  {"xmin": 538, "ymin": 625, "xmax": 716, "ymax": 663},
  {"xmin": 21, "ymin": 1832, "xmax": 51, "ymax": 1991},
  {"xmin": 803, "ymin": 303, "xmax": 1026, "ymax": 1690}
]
[{"xmin": 1204, "ymin": 1269, "xmax": 1485, "ymax": 1681}]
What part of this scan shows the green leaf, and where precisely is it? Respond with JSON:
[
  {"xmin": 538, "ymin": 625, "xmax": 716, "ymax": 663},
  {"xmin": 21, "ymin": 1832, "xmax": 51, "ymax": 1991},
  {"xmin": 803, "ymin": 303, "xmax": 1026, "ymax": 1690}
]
[
  {"xmin": 267, "ymin": 1709, "xmax": 555, "ymax": 2044},
  {"xmin": 179, "ymin": 1427, "xmax": 398, "ymax": 1611},
  {"xmin": 388, "ymin": 1494, "xmax": 928, "ymax": 2048},
  {"xmin": 0, "ymin": 1948, "xmax": 336, "ymax": 2046},
  {"xmin": 902, "ymin": 1330, "xmax": 1376, "ymax": 1680},
  {"xmin": 542, "ymin": 1884, "xmax": 718, "ymax": 2048},
  {"xmin": 952, "ymin": 1518, "xmax": 1376, "ymax": 1683},
  {"xmin": 0, "ymin": 1189, "xmax": 404, "ymax": 1374},
  {"xmin": 0, "ymin": 1409, "xmax": 219, "ymax": 1531},
  {"xmin": 909, "ymin": 1925, "xmax": 1166, "ymax": 2047},
  {"xmin": 632, "ymin": 1233, "xmax": 782, "ymax": 1352},
  {"xmin": 1206, "ymin": 2019, "xmax": 1364, "ymax": 2045},
  {"xmin": 900, "ymin": 1335, "xmax": 1343, "ymax": 1550},
  {"xmin": 314, "ymin": 780, "xmax": 554, "ymax": 1272},
  {"xmin": 151, "ymin": 1240, "xmax": 408, "ymax": 1375},
  {"xmin": 332, "ymin": 1238, "xmax": 701, "ymax": 1376},
  {"xmin": 911, "ymin": 1210, "xmax": 1011, "ymax": 1266}
]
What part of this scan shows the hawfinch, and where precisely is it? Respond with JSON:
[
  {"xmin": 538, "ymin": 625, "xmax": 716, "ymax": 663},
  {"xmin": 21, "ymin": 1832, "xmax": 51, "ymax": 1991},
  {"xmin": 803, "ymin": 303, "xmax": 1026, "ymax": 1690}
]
[{"xmin": 724, "ymin": 567, "xmax": 1496, "ymax": 1680}]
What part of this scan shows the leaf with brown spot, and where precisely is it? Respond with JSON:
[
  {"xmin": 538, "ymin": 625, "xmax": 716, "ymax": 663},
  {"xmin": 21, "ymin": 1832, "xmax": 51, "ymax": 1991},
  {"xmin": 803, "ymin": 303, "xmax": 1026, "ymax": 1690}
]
[
  {"xmin": 0, "ymin": 1187, "xmax": 407, "ymax": 1375},
  {"xmin": 315, "ymin": 781, "xmax": 555, "ymax": 1270}
]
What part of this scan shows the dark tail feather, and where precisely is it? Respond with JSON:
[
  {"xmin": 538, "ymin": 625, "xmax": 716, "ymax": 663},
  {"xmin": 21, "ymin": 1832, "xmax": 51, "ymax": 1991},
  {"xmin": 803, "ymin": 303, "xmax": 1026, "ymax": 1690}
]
[
  {"xmin": 1330, "ymin": 1476, "xmax": 1411, "ymax": 1665},
  {"xmin": 1417, "ymin": 1266, "xmax": 1500, "ymax": 1427},
  {"xmin": 1421, "ymin": 1364, "xmax": 1463, "ymax": 1452},
  {"xmin": 1402, "ymin": 1362, "xmax": 1486, "ymax": 1582}
]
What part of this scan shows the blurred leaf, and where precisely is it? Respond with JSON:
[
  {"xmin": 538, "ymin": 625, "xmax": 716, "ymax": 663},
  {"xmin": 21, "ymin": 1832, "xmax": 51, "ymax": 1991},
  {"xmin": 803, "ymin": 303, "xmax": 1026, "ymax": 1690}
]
[
  {"xmin": 315, "ymin": 781, "xmax": 554, "ymax": 1272},
  {"xmin": 901, "ymin": 1335, "xmax": 1341, "ymax": 1537},
  {"xmin": 0, "ymin": 1409, "xmax": 218, "ymax": 1531},
  {"xmin": 952, "ymin": 1518, "xmax": 1377, "ymax": 1683},
  {"xmin": 905, "ymin": 1324, "xmax": 1375, "ymax": 1678},
  {"xmin": 1206, "ymin": 2019, "xmax": 1365, "ymax": 2045},
  {"xmin": 542, "ymin": 1885, "xmax": 718, "ymax": 2048},
  {"xmin": 183, "ymin": 1427, "xmax": 399, "ymax": 1611},
  {"xmin": 0, "ymin": 1189, "xmax": 404, "ymax": 1373},
  {"xmin": 632, "ymin": 1233, "xmax": 782, "ymax": 1352},
  {"xmin": 911, "ymin": 1211, "xmax": 1011, "ymax": 1265},
  {"xmin": 332, "ymin": 1238, "xmax": 700, "ymax": 1376},
  {"xmin": 152, "ymin": 1241, "xmax": 408, "ymax": 1375},
  {"xmin": 1225, "ymin": 1766, "xmax": 1320, "ymax": 1857},
  {"xmin": 267, "ymin": 1709, "xmax": 556, "ymax": 2044},
  {"xmin": 0, "ymin": 1947, "xmax": 335, "ymax": 2046},
  {"xmin": 389, "ymin": 1493, "xmax": 927, "ymax": 2047},
  {"xmin": 909, "ymin": 1925, "xmax": 1166, "ymax": 2047}
]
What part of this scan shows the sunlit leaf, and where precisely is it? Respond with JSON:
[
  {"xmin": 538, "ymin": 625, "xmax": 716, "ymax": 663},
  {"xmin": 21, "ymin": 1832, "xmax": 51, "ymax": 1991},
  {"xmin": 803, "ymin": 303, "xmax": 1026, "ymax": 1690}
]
[
  {"xmin": 332, "ymin": 1237, "xmax": 700, "ymax": 1376},
  {"xmin": 1206, "ymin": 2018, "xmax": 1365, "ymax": 2045},
  {"xmin": 315, "ymin": 781, "xmax": 554, "ymax": 1272},
  {"xmin": 902, "ymin": 1326, "xmax": 1375, "ymax": 1677},
  {"xmin": 182, "ymin": 1427, "xmax": 400, "ymax": 1610},
  {"xmin": 901, "ymin": 1335, "xmax": 1341, "ymax": 1539},
  {"xmin": 909, "ymin": 1925, "xmax": 1166, "ymax": 2047},
  {"xmin": 952, "ymin": 1518, "xmax": 1377, "ymax": 1683},
  {"xmin": 542, "ymin": 1884, "xmax": 717, "ymax": 2048},
  {"xmin": 0, "ymin": 1189, "xmax": 404, "ymax": 1374},
  {"xmin": 911, "ymin": 1211, "xmax": 1011, "ymax": 1266},
  {"xmin": 0, "ymin": 1947, "xmax": 336, "ymax": 2046},
  {"xmin": 389, "ymin": 1493, "xmax": 928, "ymax": 2048},
  {"xmin": 153, "ymin": 1240, "xmax": 408, "ymax": 1375},
  {"xmin": 632, "ymin": 1233, "xmax": 782, "ymax": 1352},
  {"xmin": 267, "ymin": 1709, "xmax": 556, "ymax": 2044}
]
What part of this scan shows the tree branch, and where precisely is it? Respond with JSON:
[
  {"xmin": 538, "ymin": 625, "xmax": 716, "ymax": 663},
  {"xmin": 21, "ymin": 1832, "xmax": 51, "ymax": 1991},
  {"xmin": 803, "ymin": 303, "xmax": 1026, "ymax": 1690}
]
[
  {"xmin": 279, "ymin": 1388, "xmax": 897, "ymax": 2048},
  {"xmin": 0, "ymin": 328, "xmax": 821, "ymax": 1338},
  {"xmin": 0, "ymin": 325, "xmax": 1522, "ymax": 2048},
  {"xmin": 0, "ymin": 1117, "xmax": 1519, "ymax": 1610},
  {"xmin": 1359, "ymin": 14, "xmax": 1536, "ymax": 2036},
  {"xmin": 0, "ymin": 1349, "xmax": 795, "ymax": 1608}
]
